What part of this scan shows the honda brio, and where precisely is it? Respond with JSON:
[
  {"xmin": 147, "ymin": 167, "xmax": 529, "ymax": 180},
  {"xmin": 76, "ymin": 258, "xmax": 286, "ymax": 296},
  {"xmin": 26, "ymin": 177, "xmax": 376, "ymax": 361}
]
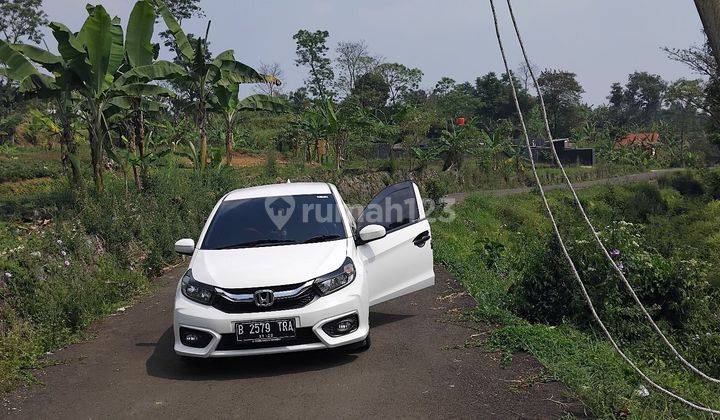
[{"xmin": 173, "ymin": 181, "xmax": 435, "ymax": 358}]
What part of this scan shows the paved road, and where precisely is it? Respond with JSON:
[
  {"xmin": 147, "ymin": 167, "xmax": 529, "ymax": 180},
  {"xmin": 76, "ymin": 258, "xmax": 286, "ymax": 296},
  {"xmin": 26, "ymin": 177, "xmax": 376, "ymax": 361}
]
[
  {"xmin": 2, "ymin": 265, "xmax": 585, "ymax": 419},
  {"xmin": 444, "ymin": 168, "xmax": 684, "ymax": 203}
]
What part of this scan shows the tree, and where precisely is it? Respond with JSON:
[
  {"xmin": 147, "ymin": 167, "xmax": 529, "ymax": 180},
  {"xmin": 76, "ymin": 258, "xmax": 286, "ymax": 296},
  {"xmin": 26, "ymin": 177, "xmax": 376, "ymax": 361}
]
[
  {"xmin": 154, "ymin": 0, "xmax": 270, "ymax": 170},
  {"xmin": 334, "ymin": 40, "xmax": 378, "ymax": 97},
  {"xmin": 694, "ymin": 0, "xmax": 720, "ymax": 71},
  {"xmin": 537, "ymin": 69, "xmax": 585, "ymax": 138},
  {"xmin": 431, "ymin": 78, "xmax": 483, "ymax": 121},
  {"xmin": 475, "ymin": 72, "xmax": 532, "ymax": 130},
  {"xmin": 517, "ymin": 61, "xmax": 538, "ymax": 90},
  {"xmin": 0, "ymin": 0, "xmax": 48, "ymax": 44},
  {"xmin": 664, "ymin": 43, "xmax": 716, "ymax": 79},
  {"xmin": 255, "ymin": 62, "xmax": 284, "ymax": 96},
  {"xmin": 1, "ymin": 3, "xmax": 180, "ymax": 191},
  {"xmin": 608, "ymin": 72, "xmax": 667, "ymax": 127},
  {"xmin": 293, "ymin": 29, "xmax": 334, "ymax": 100},
  {"xmin": 435, "ymin": 121, "xmax": 480, "ymax": 171},
  {"xmin": 158, "ymin": 0, "xmax": 204, "ymax": 54},
  {"xmin": 349, "ymin": 71, "xmax": 389, "ymax": 114},
  {"xmin": 665, "ymin": 42, "xmax": 720, "ymax": 134},
  {"xmin": 211, "ymin": 82, "xmax": 285, "ymax": 165},
  {"xmin": 376, "ymin": 62, "xmax": 422, "ymax": 106},
  {"xmin": 665, "ymin": 78, "xmax": 709, "ymax": 139},
  {"xmin": 432, "ymin": 77, "xmax": 457, "ymax": 96}
]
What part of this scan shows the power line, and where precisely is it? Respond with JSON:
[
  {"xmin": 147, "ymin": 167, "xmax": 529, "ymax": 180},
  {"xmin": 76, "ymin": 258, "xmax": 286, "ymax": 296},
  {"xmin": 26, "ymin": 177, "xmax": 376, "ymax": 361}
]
[{"xmin": 488, "ymin": 0, "xmax": 720, "ymax": 414}]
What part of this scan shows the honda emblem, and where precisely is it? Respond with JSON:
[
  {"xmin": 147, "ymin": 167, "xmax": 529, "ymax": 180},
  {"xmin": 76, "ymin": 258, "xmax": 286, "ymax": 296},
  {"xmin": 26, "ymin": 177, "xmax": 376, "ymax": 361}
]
[{"xmin": 254, "ymin": 289, "xmax": 275, "ymax": 307}]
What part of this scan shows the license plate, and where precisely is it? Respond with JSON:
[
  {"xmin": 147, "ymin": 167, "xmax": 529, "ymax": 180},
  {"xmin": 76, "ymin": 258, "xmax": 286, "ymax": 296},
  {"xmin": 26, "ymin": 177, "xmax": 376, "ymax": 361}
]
[{"xmin": 235, "ymin": 319, "xmax": 296, "ymax": 343}]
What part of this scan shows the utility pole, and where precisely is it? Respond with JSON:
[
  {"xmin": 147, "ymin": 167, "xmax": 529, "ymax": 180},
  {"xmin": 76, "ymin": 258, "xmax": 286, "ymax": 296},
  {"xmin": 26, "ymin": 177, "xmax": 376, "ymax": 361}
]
[{"xmin": 695, "ymin": 0, "xmax": 720, "ymax": 69}]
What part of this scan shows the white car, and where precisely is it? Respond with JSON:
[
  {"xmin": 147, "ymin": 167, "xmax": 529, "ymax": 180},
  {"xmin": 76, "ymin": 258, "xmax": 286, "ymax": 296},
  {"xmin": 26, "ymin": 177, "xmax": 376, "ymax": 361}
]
[{"xmin": 173, "ymin": 181, "xmax": 435, "ymax": 358}]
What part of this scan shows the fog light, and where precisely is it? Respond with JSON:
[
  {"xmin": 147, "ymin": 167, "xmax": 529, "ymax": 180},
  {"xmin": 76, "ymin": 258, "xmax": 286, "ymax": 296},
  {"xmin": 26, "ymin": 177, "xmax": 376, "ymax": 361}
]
[
  {"xmin": 322, "ymin": 314, "xmax": 359, "ymax": 337},
  {"xmin": 179, "ymin": 327, "xmax": 213, "ymax": 348},
  {"xmin": 336, "ymin": 320, "xmax": 354, "ymax": 333}
]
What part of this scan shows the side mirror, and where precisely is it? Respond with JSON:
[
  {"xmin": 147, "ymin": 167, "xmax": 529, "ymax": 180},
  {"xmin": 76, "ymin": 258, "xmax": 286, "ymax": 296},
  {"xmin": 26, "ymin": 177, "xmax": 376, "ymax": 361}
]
[
  {"xmin": 358, "ymin": 224, "xmax": 387, "ymax": 243},
  {"xmin": 175, "ymin": 238, "xmax": 196, "ymax": 256}
]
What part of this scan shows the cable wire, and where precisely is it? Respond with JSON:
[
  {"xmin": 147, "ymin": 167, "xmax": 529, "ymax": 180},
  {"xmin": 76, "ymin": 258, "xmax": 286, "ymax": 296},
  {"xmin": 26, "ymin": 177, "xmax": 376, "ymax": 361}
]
[
  {"xmin": 504, "ymin": 0, "xmax": 720, "ymax": 386},
  {"xmin": 488, "ymin": 0, "xmax": 720, "ymax": 413}
]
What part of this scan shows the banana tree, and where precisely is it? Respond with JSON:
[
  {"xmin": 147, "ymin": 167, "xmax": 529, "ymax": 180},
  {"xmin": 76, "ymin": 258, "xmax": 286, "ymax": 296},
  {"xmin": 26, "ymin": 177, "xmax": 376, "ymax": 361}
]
[
  {"xmin": 210, "ymin": 79, "xmax": 285, "ymax": 165},
  {"xmin": 0, "ymin": 39, "xmax": 83, "ymax": 183},
  {"xmin": 44, "ymin": 2, "xmax": 177, "ymax": 191},
  {"xmin": 153, "ymin": 0, "xmax": 273, "ymax": 170}
]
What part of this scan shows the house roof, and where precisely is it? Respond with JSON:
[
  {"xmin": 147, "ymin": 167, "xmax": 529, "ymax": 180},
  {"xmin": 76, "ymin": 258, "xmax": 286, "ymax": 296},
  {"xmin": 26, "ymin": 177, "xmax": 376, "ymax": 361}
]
[
  {"xmin": 615, "ymin": 132, "xmax": 660, "ymax": 148},
  {"xmin": 225, "ymin": 182, "xmax": 332, "ymax": 201}
]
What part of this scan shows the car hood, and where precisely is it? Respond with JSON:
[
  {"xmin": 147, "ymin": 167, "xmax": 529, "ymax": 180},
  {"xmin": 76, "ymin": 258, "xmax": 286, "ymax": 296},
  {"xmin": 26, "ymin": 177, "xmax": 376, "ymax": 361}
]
[{"xmin": 190, "ymin": 239, "xmax": 350, "ymax": 289}]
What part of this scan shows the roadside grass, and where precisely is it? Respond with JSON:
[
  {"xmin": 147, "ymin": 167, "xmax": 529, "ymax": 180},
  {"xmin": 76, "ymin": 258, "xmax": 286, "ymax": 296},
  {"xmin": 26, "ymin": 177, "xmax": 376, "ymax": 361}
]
[{"xmin": 431, "ymin": 176, "xmax": 720, "ymax": 418}]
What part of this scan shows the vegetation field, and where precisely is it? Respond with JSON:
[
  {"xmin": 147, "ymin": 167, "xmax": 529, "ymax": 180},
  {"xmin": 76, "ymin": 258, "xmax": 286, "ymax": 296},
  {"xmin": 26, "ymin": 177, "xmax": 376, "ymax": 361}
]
[{"xmin": 431, "ymin": 170, "xmax": 720, "ymax": 418}]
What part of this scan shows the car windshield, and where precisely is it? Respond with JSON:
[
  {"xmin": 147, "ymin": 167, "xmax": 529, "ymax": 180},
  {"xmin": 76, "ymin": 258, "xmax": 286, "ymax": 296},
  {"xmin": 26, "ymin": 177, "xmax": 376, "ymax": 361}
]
[{"xmin": 201, "ymin": 194, "xmax": 347, "ymax": 250}]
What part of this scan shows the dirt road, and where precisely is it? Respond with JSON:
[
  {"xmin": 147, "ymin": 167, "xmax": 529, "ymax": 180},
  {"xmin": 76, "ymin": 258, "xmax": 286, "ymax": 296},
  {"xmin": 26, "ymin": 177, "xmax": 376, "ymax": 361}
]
[
  {"xmin": 2, "ymin": 265, "xmax": 585, "ymax": 419},
  {"xmin": 444, "ymin": 168, "xmax": 684, "ymax": 203}
]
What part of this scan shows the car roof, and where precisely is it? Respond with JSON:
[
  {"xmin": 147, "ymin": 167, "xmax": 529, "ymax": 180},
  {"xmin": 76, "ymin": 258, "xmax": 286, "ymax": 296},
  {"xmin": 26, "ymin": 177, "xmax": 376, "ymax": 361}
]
[{"xmin": 224, "ymin": 182, "xmax": 334, "ymax": 201}]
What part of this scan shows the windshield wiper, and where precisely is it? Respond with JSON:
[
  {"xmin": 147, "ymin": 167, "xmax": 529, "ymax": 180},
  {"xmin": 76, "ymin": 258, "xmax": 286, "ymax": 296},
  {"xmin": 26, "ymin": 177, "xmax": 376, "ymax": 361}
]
[
  {"xmin": 302, "ymin": 235, "xmax": 344, "ymax": 244},
  {"xmin": 215, "ymin": 239, "xmax": 297, "ymax": 250}
]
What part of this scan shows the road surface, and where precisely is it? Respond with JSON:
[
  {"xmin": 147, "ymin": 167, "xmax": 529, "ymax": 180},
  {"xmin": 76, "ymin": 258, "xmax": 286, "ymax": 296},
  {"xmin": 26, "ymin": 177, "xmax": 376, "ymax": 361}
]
[
  {"xmin": 2, "ymin": 265, "xmax": 586, "ymax": 419},
  {"xmin": 445, "ymin": 168, "xmax": 684, "ymax": 203}
]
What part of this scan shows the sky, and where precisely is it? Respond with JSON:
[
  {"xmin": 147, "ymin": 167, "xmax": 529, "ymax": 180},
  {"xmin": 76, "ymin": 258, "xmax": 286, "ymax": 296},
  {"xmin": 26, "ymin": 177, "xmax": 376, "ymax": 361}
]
[{"xmin": 40, "ymin": 0, "xmax": 707, "ymax": 106}]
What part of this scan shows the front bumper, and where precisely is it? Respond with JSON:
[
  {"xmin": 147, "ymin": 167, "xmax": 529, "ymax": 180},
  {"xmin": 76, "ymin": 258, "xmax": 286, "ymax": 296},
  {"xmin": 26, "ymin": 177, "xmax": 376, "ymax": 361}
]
[{"xmin": 173, "ymin": 281, "xmax": 369, "ymax": 358}]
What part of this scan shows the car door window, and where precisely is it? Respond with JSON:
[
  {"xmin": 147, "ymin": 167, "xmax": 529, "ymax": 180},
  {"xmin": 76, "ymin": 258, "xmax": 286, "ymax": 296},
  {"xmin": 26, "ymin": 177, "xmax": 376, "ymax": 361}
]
[{"xmin": 357, "ymin": 181, "xmax": 420, "ymax": 232}]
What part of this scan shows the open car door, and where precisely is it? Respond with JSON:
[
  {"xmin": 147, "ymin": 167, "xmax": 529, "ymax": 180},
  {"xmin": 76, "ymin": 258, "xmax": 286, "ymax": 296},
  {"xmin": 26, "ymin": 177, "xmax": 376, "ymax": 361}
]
[{"xmin": 356, "ymin": 181, "xmax": 435, "ymax": 306}]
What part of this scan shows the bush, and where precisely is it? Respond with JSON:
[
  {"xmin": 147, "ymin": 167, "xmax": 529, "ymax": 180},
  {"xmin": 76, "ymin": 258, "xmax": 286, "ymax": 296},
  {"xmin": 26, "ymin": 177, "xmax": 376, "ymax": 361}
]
[
  {"xmin": 0, "ymin": 165, "xmax": 250, "ymax": 391},
  {"xmin": 601, "ymin": 183, "xmax": 667, "ymax": 223},
  {"xmin": 510, "ymin": 235, "xmax": 581, "ymax": 325},
  {"xmin": 659, "ymin": 171, "xmax": 705, "ymax": 197},
  {"xmin": 700, "ymin": 168, "xmax": 720, "ymax": 200}
]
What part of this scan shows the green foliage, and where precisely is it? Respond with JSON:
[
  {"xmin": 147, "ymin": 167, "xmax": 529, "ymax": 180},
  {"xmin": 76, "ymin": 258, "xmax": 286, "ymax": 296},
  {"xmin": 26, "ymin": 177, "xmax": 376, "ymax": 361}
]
[
  {"xmin": 659, "ymin": 171, "xmax": 705, "ymax": 197},
  {"xmin": 293, "ymin": 29, "xmax": 334, "ymax": 100},
  {"xmin": 432, "ymin": 174, "xmax": 720, "ymax": 417},
  {"xmin": 0, "ymin": 166, "xmax": 249, "ymax": 391},
  {"xmin": 0, "ymin": 0, "xmax": 48, "ymax": 44},
  {"xmin": 264, "ymin": 147, "xmax": 277, "ymax": 177}
]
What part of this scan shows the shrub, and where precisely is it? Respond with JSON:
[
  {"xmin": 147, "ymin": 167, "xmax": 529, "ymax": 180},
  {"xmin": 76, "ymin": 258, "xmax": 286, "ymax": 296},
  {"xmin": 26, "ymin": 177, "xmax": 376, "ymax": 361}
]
[
  {"xmin": 0, "ymin": 166, "xmax": 251, "ymax": 391},
  {"xmin": 659, "ymin": 171, "xmax": 705, "ymax": 197},
  {"xmin": 424, "ymin": 175, "xmax": 450, "ymax": 213},
  {"xmin": 601, "ymin": 183, "xmax": 667, "ymax": 223},
  {"xmin": 700, "ymin": 168, "xmax": 720, "ymax": 200},
  {"xmin": 510, "ymin": 235, "xmax": 582, "ymax": 325}
]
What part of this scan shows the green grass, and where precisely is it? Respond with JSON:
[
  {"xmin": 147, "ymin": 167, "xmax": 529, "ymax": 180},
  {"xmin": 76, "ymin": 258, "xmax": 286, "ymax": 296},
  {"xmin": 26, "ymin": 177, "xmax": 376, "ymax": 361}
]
[{"xmin": 431, "ymin": 175, "xmax": 720, "ymax": 418}]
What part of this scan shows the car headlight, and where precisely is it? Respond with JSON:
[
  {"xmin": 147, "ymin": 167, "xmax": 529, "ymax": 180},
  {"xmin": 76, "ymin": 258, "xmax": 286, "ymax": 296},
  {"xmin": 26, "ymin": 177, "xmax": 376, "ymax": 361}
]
[
  {"xmin": 314, "ymin": 257, "xmax": 356, "ymax": 296},
  {"xmin": 181, "ymin": 270, "xmax": 214, "ymax": 305}
]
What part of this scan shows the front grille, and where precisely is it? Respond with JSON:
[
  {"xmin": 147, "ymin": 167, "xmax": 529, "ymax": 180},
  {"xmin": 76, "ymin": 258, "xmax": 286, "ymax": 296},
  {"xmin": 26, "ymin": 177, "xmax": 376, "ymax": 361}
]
[
  {"xmin": 211, "ymin": 281, "xmax": 318, "ymax": 314},
  {"xmin": 215, "ymin": 328, "xmax": 321, "ymax": 351}
]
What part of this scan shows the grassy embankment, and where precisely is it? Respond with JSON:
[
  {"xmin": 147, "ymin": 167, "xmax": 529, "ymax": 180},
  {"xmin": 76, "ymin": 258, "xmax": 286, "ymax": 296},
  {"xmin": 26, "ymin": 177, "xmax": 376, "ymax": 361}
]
[{"xmin": 431, "ymin": 170, "xmax": 720, "ymax": 418}]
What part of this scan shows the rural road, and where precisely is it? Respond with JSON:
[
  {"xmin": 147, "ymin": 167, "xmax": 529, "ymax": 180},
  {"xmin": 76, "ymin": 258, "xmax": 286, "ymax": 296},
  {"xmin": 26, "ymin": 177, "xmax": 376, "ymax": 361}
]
[
  {"xmin": 1, "ymin": 265, "xmax": 586, "ymax": 419},
  {"xmin": 3, "ymin": 169, "xmax": 679, "ymax": 419},
  {"xmin": 445, "ymin": 168, "xmax": 684, "ymax": 203}
]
